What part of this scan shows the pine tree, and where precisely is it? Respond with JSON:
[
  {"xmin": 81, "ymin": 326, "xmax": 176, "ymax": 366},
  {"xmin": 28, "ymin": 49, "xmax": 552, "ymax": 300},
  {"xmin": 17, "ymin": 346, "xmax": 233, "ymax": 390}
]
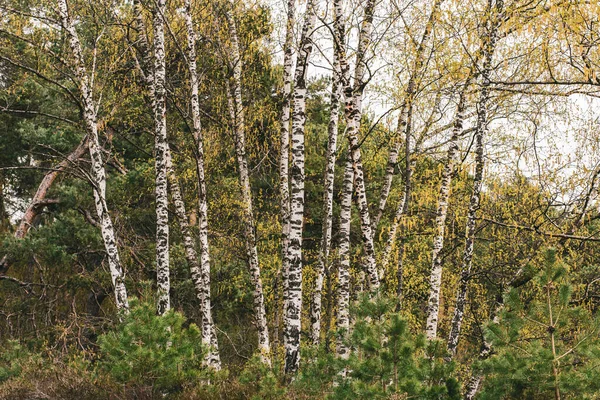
[
  {"xmin": 478, "ymin": 249, "xmax": 600, "ymax": 400},
  {"xmin": 97, "ymin": 298, "xmax": 208, "ymax": 395},
  {"xmin": 300, "ymin": 295, "xmax": 461, "ymax": 399}
]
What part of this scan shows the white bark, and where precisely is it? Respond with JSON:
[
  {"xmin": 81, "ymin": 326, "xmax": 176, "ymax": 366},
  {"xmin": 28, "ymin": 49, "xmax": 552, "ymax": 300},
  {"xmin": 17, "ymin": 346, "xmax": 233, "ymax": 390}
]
[
  {"xmin": 152, "ymin": 0, "xmax": 170, "ymax": 316},
  {"xmin": 57, "ymin": 0, "xmax": 129, "ymax": 313},
  {"xmin": 224, "ymin": 7, "xmax": 271, "ymax": 364},
  {"xmin": 385, "ymin": 91, "xmax": 441, "ymax": 292},
  {"xmin": 380, "ymin": 159, "xmax": 412, "ymax": 280},
  {"xmin": 374, "ymin": 133, "xmax": 401, "ymax": 233},
  {"xmin": 278, "ymin": 0, "xmax": 295, "ymax": 350},
  {"xmin": 165, "ymin": 149, "xmax": 220, "ymax": 369},
  {"xmin": 310, "ymin": 1, "xmax": 343, "ymax": 345},
  {"xmin": 464, "ymin": 374, "xmax": 483, "ymax": 400},
  {"xmin": 373, "ymin": 0, "xmax": 442, "ymax": 233},
  {"xmin": 341, "ymin": 0, "xmax": 380, "ymax": 291},
  {"xmin": 442, "ymin": 0, "xmax": 503, "ymax": 346},
  {"xmin": 132, "ymin": 0, "xmax": 217, "ymax": 359},
  {"xmin": 336, "ymin": 157, "xmax": 354, "ymax": 359},
  {"xmin": 284, "ymin": 0, "xmax": 317, "ymax": 374},
  {"xmin": 424, "ymin": 83, "xmax": 469, "ymax": 341},
  {"xmin": 434, "ymin": 84, "xmax": 474, "ymax": 354},
  {"xmin": 182, "ymin": 0, "xmax": 221, "ymax": 369},
  {"xmin": 421, "ymin": 53, "xmax": 485, "ymax": 342}
]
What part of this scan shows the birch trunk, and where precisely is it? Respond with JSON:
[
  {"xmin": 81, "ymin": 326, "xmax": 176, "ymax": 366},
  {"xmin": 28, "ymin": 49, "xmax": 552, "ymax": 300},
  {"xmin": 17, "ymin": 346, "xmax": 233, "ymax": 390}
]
[
  {"xmin": 225, "ymin": 7, "xmax": 271, "ymax": 364},
  {"xmin": 132, "ymin": 0, "xmax": 216, "ymax": 356},
  {"xmin": 396, "ymin": 239, "xmax": 406, "ymax": 310},
  {"xmin": 372, "ymin": 0, "xmax": 442, "ymax": 232},
  {"xmin": 385, "ymin": 89, "xmax": 441, "ymax": 289},
  {"xmin": 394, "ymin": 92, "xmax": 441, "ymax": 305},
  {"xmin": 380, "ymin": 83, "xmax": 420, "ymax": 280},
  {"xmin": 57, "ymin": 0, "xmax": 129, "ymax": 312},
  {"xmin": 341, "ymin": 0, "xmax": 380, "ymax": 290},
  {"xmin": 336, "ymin": 157, "xmax": 354, "ymax": 359},
  {"xmin": 461, "ymin": 326, "xmax": 492, "ymax": 398},
  {"xmin": 374, "ymin": 137, "xmax": 402, "ymax": 232},
  {"xmin": 331, "ymin": 0, "xmax": 357, "ymax": 318},
  {"xmin": 284, "ymin": 0, "xmax": 317, "ymax": 374},
  {"xmin": 423, "ymin": 82, "xmax": 471, "ymax": 340},
  {"xmin": 310, "ymin": 1, "xmax": 343, "ymax": 344},
  {"xmin": 182, "ymin": 0, "xmax": 221, "ymax": 369},
  {"xmin": 152, "ymin": 0, "xmax": 170, "ymax": 316},
  {"xmin": 443, "ymin": 0, "xmax": 503, "ymax": 347},
  {"xmin": 278, "ymin": 0, "xmax": 295, "ymax": 349},
  {"xmin": 380, "ymin": 157, "xmax": 412, "ymax": 280},
  {"xmin": 166, "ymin": 149, "xmax": 220, "ymax": 369}
]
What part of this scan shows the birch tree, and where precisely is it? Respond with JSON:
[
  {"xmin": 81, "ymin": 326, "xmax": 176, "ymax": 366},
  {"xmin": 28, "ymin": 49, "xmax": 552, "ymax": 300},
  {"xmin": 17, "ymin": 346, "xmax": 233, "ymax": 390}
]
[
  {"xmin": 339, "ymin": 0, "xmax": 380, "ymax": 290},
  {"xmin": 423, "ymin": 76, "xmax": 473, "ymax": 341},
  {"xmin": 166, "ymin": 149, "xmax": 220, "ymax": 369},
  {"xmin": 277, "ymin": 0, "xmax": 295, "ymax": 349},
  {"xmin": 380, "ymin": 158, "xmax": 411, "ymax": 283},
  {"xmin": 430, "ymin": 80, "xmax": 476, "ymax": 352},
  {"xmin": 224, "ymin": 4, "xmax": 271, "ymax": 364},
  {"xmin": 152, "ymin": 0, "xmax": 170, "ymax": 316},
  {"xmin": 56, "ymin": 0, "xmax": 129, "ymax": 312},
  {"xmin": 284, "ymin": 0, "xmax": 317, "ymax": 374},
  {"xmin": 373, "ymin": 0, "xmax": 443, "ymax": 232},
  {"xmin": 336, "ymin": 157, "xmax": 354, "ymax": 359},
  {"xmin": 442, "ymin": 0, "xmax": 504, "ymax": 345},
  {"xmin": 310, "ymin": 0, "xmax": 343, "ymax": 345},
  {"xmin": 182, "ymin": 0, "xmax": 221, "ymax": 369},
  {"xmin": 130, "ymin": 0, "xmax": 220, "ymax": 366}
]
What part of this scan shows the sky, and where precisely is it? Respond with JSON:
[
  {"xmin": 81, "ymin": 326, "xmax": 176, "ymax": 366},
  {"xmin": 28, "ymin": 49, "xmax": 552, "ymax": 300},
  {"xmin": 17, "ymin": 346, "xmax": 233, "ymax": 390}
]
[{"xmin": 264, "ymin": 0, "xmax": 600, "ymax": 203}]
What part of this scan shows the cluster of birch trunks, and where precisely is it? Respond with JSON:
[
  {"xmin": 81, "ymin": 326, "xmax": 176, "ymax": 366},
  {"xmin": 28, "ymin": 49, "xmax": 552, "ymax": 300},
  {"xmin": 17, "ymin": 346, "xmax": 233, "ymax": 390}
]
[{"xmin": 6, "ymin": 0, "xmax": 600, "ymax": 398}]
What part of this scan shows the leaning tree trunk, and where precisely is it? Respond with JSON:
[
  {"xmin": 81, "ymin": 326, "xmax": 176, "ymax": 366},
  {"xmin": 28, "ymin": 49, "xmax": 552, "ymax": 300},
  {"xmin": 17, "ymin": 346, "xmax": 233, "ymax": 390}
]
[
  {"xmin": 422, "ymin": 50, "xmax": 485, "ymax": 341},
  {"xmin": 310, "ymin": 0, "xmax": 344, "ymax": 345},
  {"xmin": 284, "ymin": 0, "xmax": 317, "ymax": 374},
  {"xmin": 57, "ymin": 0, "xmax": 129, "ymax": 312},
  {"xmin": 181, "ymin": 0, "xmax": 221, "ymax": 369},
  {"xmin": 373, "ymin": 115, "xmax": 403, "ymax": 233},
  {"xmin": 0, "ymin": 134, "xmax": 89, "ymax": 272},
  {"xmin": 276, "ymin": 0, "xmax": 294, "ymax": 350},
  {"xmin": 152, "ymin": 0, "xmax": 170, "ymax": 316},
  {"xmin": 340, "ymin": 0, "xmax": 380, "ymax": 291},
  {"xmin": 17, "ymin": 135, "xmax": 89, "ymax": 239},
  {"xmin": 443, "ymin": 0, "xmax": 503, "ymax": 347},
  {"xmin": 463, "ymin": 337, "xmax": 492, "ymax": 400},
  {"xmin": 372, "ymin": 0, "xmax": 443, "ymax": 233},
  {"xmin": 336, "ymin": 157, "xmax": 354, "ymax": 359},
  {"xmin": 225, "ymin": 7, "xmax": 271, "ymax": 364}
]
